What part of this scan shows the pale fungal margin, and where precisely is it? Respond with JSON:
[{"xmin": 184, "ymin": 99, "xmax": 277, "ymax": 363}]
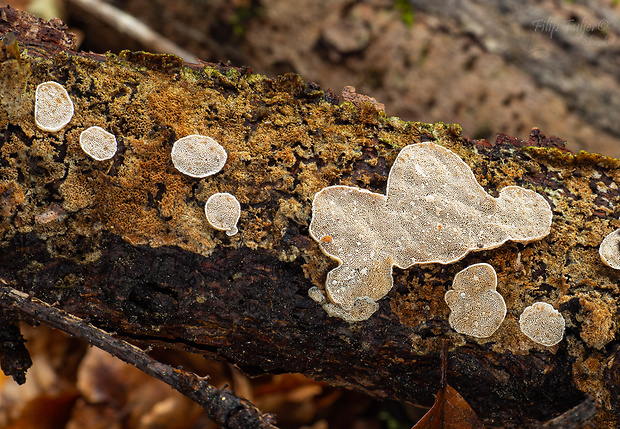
[
  {"xmin": 171, "ymin": 135, "xmax": 227, "ymax": 178},
  {"xmin": 309, "ymin": 142, "xmax": 553, "ymax": 321},
  {"xmin": 519, "ymin": 302, "xmax": 565, "ymax": 346},
  {"xmin": 34, "ymin": 81, "xmax": 74, "ymax": 132},
  {"xmin": 444, "ymin": 263, "xmax": 506, "ymax": 338},
  {"xmin": 308, "ymin": 287, "xmax": 378, "ymax": 322},
  {"xmin": 79, "ymin": 126, "xmax": 117, "ymax": 161},
  {"xmin": 599, "ymin": 229, "xmax": 620, "ymax": 269},
  {"xmin": 205, "ymin": 193, "xmax": 241, "ymax": 236}
]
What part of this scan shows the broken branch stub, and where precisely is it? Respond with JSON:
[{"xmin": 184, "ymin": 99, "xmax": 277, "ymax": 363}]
[{"xmin": 309, "ymin": 142, "xmax": 553, "ymax": 321}]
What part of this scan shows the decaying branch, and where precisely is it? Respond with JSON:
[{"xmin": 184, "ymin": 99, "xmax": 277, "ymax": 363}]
[
  {"xmin": 0, "ymin": 7, "xmax": 619, "ymax": 428},
  {"xmin": 67, "ymin": 0, "xmax": 197, "ymax": 62},
  {"xmin": 0, "ymin": 284, "xmax": 277, "ymax": 429}
]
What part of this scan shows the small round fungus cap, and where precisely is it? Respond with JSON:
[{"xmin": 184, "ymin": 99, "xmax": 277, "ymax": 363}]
[
  {"xmin": 171, "ymin": 135, "xmax": 227, "ymax": 178},
  {"xmin": 444, "ymin": 263, "xmax": 506, "ymax": 338},
  {"xmin": 80, "ymin": 126, "xmax": 117, "ymax": 161},
  {"xmin": 205, "ymin": 192, "xmax": 240, "ymax": 236},
  {"xmin": 35, "ymin": 81, "xmax": 74, "ymax": 132},
  {"xmin": 519, "ymin": 302, "xmax": 565, "ymax": 346},
  {"xmin": 599, "ymin": 229, "xmax": 620, "ymax": 269}
]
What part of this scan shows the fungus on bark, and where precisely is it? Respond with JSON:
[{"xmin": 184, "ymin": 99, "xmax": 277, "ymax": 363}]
[
  {"xmin": 79, "ymin": 126, "xmax": 117, "ymax": 161},
  {"xmin": 599, "ymin": 229, "xmax": 620, "ymax": 269},
  {"xmin": 205, "ymin": 192, "xmax": 240, "ymax": 236},
  {"xmin": 171, "ymin": 135, "xmax": 227, "ymax": 178},
  {"xmin": 34, "ymin": 81, "xmax": 74, "ymax": 132},
  {"xmin": 519, "ymin": 302, "xmax": 565, "ymax": 346},
  {"xmin": 444, "ymin": 263, "xmax": 506, "ymax": 338},
  {"xmin": 309, "ymin": 142, "xmax": 553, "ymax": 321}
]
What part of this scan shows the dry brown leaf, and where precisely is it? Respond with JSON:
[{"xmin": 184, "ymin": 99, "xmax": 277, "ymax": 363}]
[{"xmin": 412, "ymin": 385, "xmax": 484, "ymax": 429}]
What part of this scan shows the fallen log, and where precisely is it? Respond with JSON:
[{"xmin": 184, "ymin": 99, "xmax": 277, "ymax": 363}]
[{"xmin": 0, "ymin": 7, "xmax": 618, "ymax": 428}]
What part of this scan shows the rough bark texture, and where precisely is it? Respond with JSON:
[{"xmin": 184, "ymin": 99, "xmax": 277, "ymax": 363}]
[
  {"xmin": 68, "ymin": 0, "xmax": 620, "ymax": 157},
  {"xmin": 1, "ymin": 7, "xmax": 619, "ymax": 428}
]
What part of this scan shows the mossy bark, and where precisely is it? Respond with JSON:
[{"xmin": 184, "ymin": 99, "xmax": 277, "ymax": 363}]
[{"xmin": 1, "ymin": 7, "xmax": 618, "ymax": 428}]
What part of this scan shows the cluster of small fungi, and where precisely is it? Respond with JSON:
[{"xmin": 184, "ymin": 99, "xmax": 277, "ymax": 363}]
[
  {"xmin": 35, "ymin": 79, "xmax": 587, "ymax": 347},
  {"xmin": 34, "ymin": 81, "xmax": 240, "ymax": 236},
  {"xmin": 309, "ymin": 142, "xmax": 568, "ymax": 346}
]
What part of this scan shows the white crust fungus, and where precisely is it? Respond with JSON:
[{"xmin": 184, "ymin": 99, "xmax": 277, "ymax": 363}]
[
  {"xmin": 205, "ymin": 192, "xmax": 240, "ymax": 236},
  {"xmin": 309, "ymin": 142, "xmax": 553, "ymax": 321},
  {"xmin": 171, "ymin": 135, "xmax": 227, "ymax": 178},
  {"xmin": 34, "ymin": 81, "xmax": 74, "ymax": 132},
  {"xmin": 599, "ymin": 229, "xmax": 620, "ymax": 269},
  {"xmin": 444, "ymin": 263, "xmax": 506, "ymax": 338},
  {"xmin": 79, "ymin": 126, "xmax": 117, "ymax": 161},
  {"xmin": 519, "ymin": 302, "xmax": 565, "ymax": 346}
]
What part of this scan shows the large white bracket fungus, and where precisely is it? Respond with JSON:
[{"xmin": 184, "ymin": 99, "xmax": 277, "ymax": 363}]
[
  {"xmin": 34, "ymin": 81, "xmax": 74, "ymax": 132},
  {"xmin": 309, "ymin": 142, "xmax": 553, "ymax": 321},
  {"xmin": 519, "ymin": 302, "xmax": 565, "ymax": 346},
  {"xmin": 445, "ymin": 263, "xmax": 506, "ymax": 338},
  {"xmin": 205, "ymin": 192, "xmax": 241, "ymax": 236},
  {"xmin": 80, "ymin": 126, "xmax": 117, "ymax": 161},
  {"xmin": 599, "ymin": 229, "xmax": 620, "ymax": 269},
  {"xmin": 171, "ymin": 135, "xmax": 227, "ymax": 178}
]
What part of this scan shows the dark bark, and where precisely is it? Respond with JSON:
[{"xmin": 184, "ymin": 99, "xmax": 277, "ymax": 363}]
[
  {"xmin": 0, "ymin": 286, "xmax": 277, "ymax": 429},
  {"xmin": 0, "ymin": 305, "xmax": 31, "ymax": 385},
  {"xmin": 0, "ymin": 7, "xmax": 617, "ymax": 428}
]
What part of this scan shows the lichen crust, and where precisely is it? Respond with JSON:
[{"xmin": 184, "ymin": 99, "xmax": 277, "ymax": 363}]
[{"xmin": 309, "ymin": 142, "xmax": 553, "ymax": 321}]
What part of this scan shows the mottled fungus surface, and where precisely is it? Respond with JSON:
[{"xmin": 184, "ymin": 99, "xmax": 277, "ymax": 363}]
[
  {"xmin": 445, "ymin": 263, "xmax": 506, "ymax": 338},
  {"xmin": 599, "ymin": 229, "xmax": 620, "ymax": 269},
  {"xmin": 79, "ymin": 126, "xmax": 117, "ymax": 161},
  {"xmin": 205, "ymin": 192, "xmax": 241, "ymax": 236},
  {"xmin": 519, "ymin": 302, "xmax": 565, "ymax": 346},
  {"xmin": 34, "ymin": 81, "xmax": 74, "ymax": 132},
  {"xmin": 309, "ymin": 142, "xmax": 553, "ymax": 321},
  {"xmin": 171, "ymin": 135, "xmax": 227, "ymax": 178}
]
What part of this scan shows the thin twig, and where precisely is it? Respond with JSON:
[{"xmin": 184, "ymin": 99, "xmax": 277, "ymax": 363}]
[
  {"xmin": 67, "ymin": 0, "xmax": 198, "ymax": 63},
  {"xmin": 538, "ymin": 397, "xmax": 600, "ymax": 429},
  {"xmin": 0, "ymin": 285, "xmax": 278, "ymax": 429}
]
